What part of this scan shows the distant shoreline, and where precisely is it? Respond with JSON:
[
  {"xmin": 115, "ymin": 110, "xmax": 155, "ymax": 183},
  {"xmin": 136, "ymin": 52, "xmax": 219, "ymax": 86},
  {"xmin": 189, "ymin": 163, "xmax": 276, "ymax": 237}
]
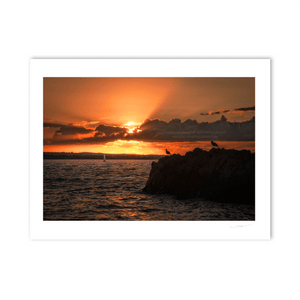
[
  {"xmin": 44, "ymin": 157, "xmax": 162, "ymax": 160},
  {"xmin": 44, "ymin": 153, "xmax": 164, "ymax": 160}
]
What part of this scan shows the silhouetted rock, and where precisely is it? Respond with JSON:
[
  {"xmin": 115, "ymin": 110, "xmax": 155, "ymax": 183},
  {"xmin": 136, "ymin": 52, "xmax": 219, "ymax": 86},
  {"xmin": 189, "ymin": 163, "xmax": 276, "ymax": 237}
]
[{"xmin": 143, "ymin": 148, "xmax": 255, "ymax": 204}]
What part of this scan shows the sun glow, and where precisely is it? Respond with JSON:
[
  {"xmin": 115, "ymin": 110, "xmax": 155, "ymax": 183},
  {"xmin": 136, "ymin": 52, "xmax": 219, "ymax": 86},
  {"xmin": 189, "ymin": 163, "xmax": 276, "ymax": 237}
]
[
  {"xmin": 124, "ymin": 121, "xmax": 142, "ymax": 134},
  {"xmin": 124, "ymin": 122, "xmax": 136, "ymax": 126},
  {"xmin": 43, "ymin": 78, "xmax": 255, "ymax": 156},
  {"xmin": 43, "ymin": 140, "xmax": 255, "ymax": 155},
  {"xmin": 127, "ymin": 127, "xmax": 136, "ymax": 133}
]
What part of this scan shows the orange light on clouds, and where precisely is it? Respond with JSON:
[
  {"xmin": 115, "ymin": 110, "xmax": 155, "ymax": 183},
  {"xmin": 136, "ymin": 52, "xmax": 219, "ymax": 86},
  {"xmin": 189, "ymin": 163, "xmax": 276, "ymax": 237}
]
[
  {"xmin": 44, "ymin": 140, "xmax": 161, "ymax": 155},
  {"xmin": 44, "ymin": 77, "xmax": 255, "ymax": 154},
  {"xmin": 44, "ymin": 140, "xmax": 255, "ymax": 154}
]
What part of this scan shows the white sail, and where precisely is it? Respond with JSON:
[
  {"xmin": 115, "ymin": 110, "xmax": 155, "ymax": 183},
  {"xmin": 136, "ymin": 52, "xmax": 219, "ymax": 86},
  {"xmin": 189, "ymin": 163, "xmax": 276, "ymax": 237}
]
[{"xmin": 103, "ymin": 154, "xmax": 106, "ymax": 162}]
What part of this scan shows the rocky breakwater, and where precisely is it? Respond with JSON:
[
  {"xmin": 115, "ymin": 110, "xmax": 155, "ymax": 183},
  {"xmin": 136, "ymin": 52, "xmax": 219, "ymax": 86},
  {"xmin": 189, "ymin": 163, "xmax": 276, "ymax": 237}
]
[{"xmin": 143, "ymin": 148, "xmax": 255, "ymax": 205}]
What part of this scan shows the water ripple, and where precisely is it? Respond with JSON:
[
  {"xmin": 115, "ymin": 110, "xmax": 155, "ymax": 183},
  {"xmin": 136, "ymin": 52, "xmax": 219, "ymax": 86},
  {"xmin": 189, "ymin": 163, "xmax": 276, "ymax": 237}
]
[{"xmin": 44, "ymin": 159, "xmax": 254, "ymax": 221}]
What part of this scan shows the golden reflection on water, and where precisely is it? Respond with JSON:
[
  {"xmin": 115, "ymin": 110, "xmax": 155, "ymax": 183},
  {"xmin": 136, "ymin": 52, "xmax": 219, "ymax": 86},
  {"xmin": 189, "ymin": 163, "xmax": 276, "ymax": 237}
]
[{"xmin": 44, "ymin": 159, "xmax": 255, "ymax": 221}]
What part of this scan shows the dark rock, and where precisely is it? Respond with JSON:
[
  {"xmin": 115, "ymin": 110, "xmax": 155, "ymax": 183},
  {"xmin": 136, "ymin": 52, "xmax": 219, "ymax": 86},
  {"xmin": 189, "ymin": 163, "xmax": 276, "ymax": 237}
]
[{"xmin": 143, "ymin": 148, "xmax": 255, "ymax": 205}]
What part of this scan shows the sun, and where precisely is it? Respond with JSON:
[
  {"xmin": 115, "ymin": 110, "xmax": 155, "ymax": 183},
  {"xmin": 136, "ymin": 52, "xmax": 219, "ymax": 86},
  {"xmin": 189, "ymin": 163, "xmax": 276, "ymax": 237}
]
[
  {"xmin": 123, "ymin": 121, "xmax": 142, "ymax": 134},
  {"xmin": 124, "ymin": 122, "xmax": 136, "ymax": 126}
]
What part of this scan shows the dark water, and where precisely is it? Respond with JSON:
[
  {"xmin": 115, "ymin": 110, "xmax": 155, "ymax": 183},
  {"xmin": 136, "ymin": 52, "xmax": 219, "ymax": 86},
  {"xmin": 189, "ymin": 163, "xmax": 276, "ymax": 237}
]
[{"xmin": 44, "ymin": 159, "xmax": 255, "ymax": 221}]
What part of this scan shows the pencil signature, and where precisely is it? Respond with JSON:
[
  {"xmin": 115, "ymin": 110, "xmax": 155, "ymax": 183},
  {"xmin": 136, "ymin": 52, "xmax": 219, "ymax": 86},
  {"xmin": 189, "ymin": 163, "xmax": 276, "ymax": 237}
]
[{"xmin": 230, "ymin": 224, "xmax": 253, "ymax": 228}]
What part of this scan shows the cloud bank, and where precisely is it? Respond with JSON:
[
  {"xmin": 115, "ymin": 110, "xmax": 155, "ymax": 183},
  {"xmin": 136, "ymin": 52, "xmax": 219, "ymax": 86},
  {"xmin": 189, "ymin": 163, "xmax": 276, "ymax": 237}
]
[
  {"xmin": 44, "ymin": 115, "xmax": 255, "ymax": 146},
  {"xmin": 200, "ymin": 109, "xmax": 230, "ymax": 115},
  {"xmin": 200, "ymin": 106, "xmax": 255, "ymax": 116},
  {"xmin": 234, "ymin": 106, "xmax": 255, "ymax": 111}
]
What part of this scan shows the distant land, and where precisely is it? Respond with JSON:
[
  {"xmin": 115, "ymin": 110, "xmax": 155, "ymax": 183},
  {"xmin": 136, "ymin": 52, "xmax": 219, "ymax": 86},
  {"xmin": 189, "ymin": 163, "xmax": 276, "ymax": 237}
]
[{"xmin": 44, "ymin": 152, "xmax": 164, "ymax": 160}]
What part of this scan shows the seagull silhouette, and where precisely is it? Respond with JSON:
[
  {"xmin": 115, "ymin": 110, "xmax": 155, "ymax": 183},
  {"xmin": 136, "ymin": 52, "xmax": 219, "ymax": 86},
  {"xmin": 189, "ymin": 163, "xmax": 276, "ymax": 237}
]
[
  {"xmin": 165, "ymin": 149, "xmax": 171, "ymax": 155},
  {"xmin": 211, "ymin": 141, "xmax": 219, "ymax": 147}
]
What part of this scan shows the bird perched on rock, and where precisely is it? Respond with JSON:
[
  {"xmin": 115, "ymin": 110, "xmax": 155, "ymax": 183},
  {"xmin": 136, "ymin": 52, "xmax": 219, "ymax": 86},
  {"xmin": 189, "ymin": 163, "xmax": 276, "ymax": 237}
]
[
  {"xmin": 165, "ymin": 149, "xmax": 171, "ymax": 155},
  {"xmin": 211, "ymin": 141, "xmax": 219, "ymax": 147}
]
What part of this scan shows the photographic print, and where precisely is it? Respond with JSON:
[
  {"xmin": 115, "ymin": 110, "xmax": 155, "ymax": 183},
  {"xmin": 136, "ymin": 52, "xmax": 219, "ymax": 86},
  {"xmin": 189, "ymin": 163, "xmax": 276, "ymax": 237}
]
[{"xmin": 43, "ymin": 76, "xmax": 255, "ymax": 221}]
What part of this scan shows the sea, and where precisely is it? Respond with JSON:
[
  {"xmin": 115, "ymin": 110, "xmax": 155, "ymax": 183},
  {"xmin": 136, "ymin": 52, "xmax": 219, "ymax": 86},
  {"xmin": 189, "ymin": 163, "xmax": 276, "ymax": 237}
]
[{"xmin": 44, "ymin": 159, "xmax": 255, "ymax": 221}]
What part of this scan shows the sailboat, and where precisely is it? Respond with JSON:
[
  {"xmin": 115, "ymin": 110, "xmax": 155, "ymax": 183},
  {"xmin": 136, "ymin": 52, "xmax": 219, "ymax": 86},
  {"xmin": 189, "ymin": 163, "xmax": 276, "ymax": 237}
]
[{"xmin": 103, "ymin": 154, "xmax": 106, "ymax": 162}]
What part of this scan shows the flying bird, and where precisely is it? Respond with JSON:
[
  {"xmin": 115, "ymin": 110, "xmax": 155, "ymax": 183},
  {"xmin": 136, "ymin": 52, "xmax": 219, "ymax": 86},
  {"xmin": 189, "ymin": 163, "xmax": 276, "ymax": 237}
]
[
  {"xmin": 165, "ymin": 149, "xmax": 171, "ymax": 155},
  {"xmin": 211, "ymin": 141, "xmax": 219, "ymax": 147}
]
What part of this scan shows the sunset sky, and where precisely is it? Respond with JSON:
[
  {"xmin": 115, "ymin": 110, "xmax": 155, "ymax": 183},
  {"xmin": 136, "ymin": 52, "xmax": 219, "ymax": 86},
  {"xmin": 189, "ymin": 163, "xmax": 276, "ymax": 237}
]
[{"xmin": 44, "ymin": 77, "xmax": 255, "ymax": 154}]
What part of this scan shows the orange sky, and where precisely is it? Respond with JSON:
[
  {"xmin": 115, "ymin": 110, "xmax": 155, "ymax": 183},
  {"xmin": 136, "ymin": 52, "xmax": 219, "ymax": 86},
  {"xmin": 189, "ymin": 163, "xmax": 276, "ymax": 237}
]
[{"xmin": 44, "ymin": 77, "xmax": 255, "ymax": 154}]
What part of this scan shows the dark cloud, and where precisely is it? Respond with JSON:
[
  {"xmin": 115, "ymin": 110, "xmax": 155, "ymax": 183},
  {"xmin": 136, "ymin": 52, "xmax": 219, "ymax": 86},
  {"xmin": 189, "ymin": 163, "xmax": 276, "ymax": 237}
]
[
  {"xmin": 44, "ymin": 124, "xmax": 95, "ymax": 146},
  {"xmin": 95, "ymin": 124, "xmax": 126, "ymax": 136},
  {"xmin": 200, "ymin": 109, "xmax": 230, "ymax": 115},
  {"xmin": 128, "ymin": 115, "xmax": 254, "ymax": 142},
  {"xmin": 45, "ymin": 115, "xmax": 255, "ymax": 145},
  {"xmin": 140, "ymin": 118, "xmax": 168, "ymax": 131},
  {"xmin": 200, "ymin": 107, "xmax": 255, "ymax": 116},
  {"xmin": 43, "ymin": 122, "xmax": 64, "ymax": 128},
  {"xmin": 54, "ymin": 124, "xmax": 94, "ymax": 136},
  {"xmin": 234, "ymin": 106, "xmax": 255, "ymax": 111}
]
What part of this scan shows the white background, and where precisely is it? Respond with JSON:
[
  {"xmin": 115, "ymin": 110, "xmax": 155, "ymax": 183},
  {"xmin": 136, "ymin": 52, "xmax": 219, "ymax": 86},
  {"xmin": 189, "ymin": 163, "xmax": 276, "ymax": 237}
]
[{"xmin": 1, "ymin": 1, "xmax": 299, "ymax": 299}]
